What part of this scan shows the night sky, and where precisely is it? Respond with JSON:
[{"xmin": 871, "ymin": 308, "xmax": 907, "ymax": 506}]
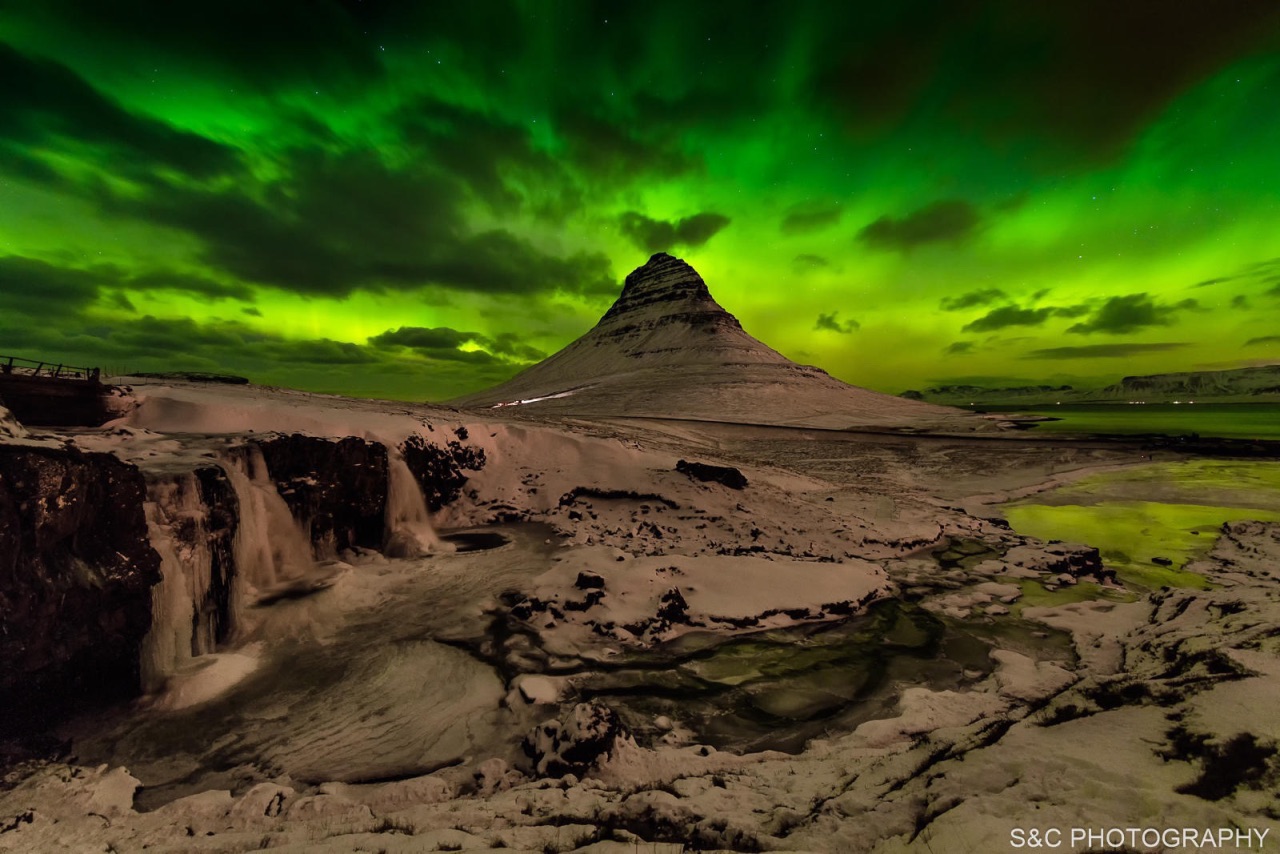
[{"xmin": 2, "ymin": 1, "xmax": 1279, "ymax": 400}]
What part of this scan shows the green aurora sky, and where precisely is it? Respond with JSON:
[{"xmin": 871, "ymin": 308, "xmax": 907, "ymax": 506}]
[{"xmin": 2, "ymin": 0, "xmax": 1279, "ymax": 401}]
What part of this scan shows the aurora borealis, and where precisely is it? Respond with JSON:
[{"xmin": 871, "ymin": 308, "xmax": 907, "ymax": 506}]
[{"xmin": 1, "ymin": 1, "xmax": 1278, "ymax": 401}]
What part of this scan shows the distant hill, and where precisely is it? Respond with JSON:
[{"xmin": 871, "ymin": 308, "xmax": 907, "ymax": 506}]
[
  {"xmin": 901, "ymin": 384, "xmax": 1074, "ymax": 404},
  {"xmin": 1094, "ymin": 365, "xmax": 1280, "ymax": 401},
  {"xmin": 904, "ymin": 365, "xmax": 1280, "ymax": 406}
]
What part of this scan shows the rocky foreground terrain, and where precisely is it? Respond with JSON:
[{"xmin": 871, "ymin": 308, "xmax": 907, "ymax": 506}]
[{"xmin": 1, "ymin": 381, "xmax": 1277, "ymax": 852}]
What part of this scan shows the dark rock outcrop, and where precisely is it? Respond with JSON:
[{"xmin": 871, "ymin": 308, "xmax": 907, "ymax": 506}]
[
  {"xmin": 575, "ymin": 571, "xmax": 605, "ymax": 590},
  {"xmin": 676, "ymin": 459, "xmax": 748, "ymax": 490},
  {"xmin": 193, "ymin": 466, "xmax": 239, "ymax": 646},
  {"xmin": 0, "ymin": 374, "xmax": 121, "ymax": 427},
  {"xmin": 400, "ymin": 433, "xmax": 486, "ymax": 512},
  {"xmin": 256, "ymin": 435, "xmax": 388, "ymax": 554},
  {"xmin": 0, "ymin": 445, "xmax": 161, "ymax": 735},
  {"xmin": 656, "ymin": 587, "xmax": 690, "ymax": 623},
  {"xmin": 522, "ymin": 703, "xmax": 631, "ymax": 777},
  {"xmin": 1042, "ymin": 543, "xmax": 1110, "ymax": 581}
]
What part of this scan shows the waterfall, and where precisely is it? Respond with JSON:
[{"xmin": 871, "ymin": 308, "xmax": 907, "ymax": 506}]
[
  {"xmin": 138, "ymin": 440, "xmax": 443, "ymax": 692},
  {"xmin": 223, "ymin": 444, "xmax": 316, "ymax": 600},
  {"xmin": 139, "ymin": 473, "xmax": 215, "ymax": 693},
  {"xmin": 0, "ymin": 404, "xmax": 26, "ymax": 438},
  {"xmin": 384, "ymin": 452, "xmax": 444, "ymax": 558}
]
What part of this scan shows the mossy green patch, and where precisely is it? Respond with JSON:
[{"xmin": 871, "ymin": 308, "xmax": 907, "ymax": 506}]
[
  {"xmin": 1040, "ymin": 461, "xmax": 1280, "ymax": 512},
  {"xmin": 1005, "ymin": 501, "xmax": 1280, "ymax": 591},
  {"xmin": 1012, "ymin": 579, "xmax": 1135, "ymax": 610}
]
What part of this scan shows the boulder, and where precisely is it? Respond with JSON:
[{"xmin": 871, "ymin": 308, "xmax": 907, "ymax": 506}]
[
  {"xmin": 676, "ymin": 459, "xmax": 748, "ymax": 490},
  {"xmin": 522, "ymin": 703, "xmax": 630, "ymax": 777}
]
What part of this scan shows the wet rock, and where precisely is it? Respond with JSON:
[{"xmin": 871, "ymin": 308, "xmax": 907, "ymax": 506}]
[
  {"xmin": 574, "ymin": 571, "xmax": 605, "ymax": 590},
  {"xmin": 560, "ymin": 486, "xmax": 680, "ymax": 509},
  {"xmin": 657, "ymin": 587, "xmax": 691, "ymax": 623},
  {"xmin": 1152, "ymin": 556, "xmax": 1173, "ymax": 566},
  {"xmin": 256, "ymin": 434, "xmax": 387, "ymax": 553},
  {"xmin": 676, "ymin": 459, "xmax": 748, "ymax": 490},
  {"xmin": 522, "ymin": 703, "xmax": 631, "ymax": 777},
  {"xmin": 192, "ymin": 465, "xmax": 239, "ymax": 645},
  {"xmin": 0, "ymin": 445, "xmax": 161, "ymax": 733},
  {"xmin": 400, "ymin": 433, "xmax": 486, "ymax": 512}
]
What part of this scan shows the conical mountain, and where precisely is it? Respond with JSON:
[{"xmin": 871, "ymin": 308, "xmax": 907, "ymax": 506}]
[{"xmin": 451, "ymin": 253, "xmax": 979, "ymax": 430}]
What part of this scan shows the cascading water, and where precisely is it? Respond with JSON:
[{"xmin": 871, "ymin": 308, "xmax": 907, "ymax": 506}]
[
  {"xmin": 136, "ymin": 439, "xmax": 447, "ymax": 705},
  {"xmin": 384, "ymin": 451, "xmax": 446, "ymax": 558},
  {"xmin": 222, "ymin": 444, "xmax": 317, "ymax": 596},
  {"xmin": 139, "ymin": 473, "xmax": 215, "ymax": 693}
]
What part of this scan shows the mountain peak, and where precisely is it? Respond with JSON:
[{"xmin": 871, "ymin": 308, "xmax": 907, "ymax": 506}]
[{"xmin": 602, "ymin": 253, "xmax": 730, "ymax": 326}]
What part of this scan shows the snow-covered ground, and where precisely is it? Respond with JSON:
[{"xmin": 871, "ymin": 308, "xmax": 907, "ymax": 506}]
[{"xmin": 2, "ymin": 380, "xmax": 1278, "ymax": 852}]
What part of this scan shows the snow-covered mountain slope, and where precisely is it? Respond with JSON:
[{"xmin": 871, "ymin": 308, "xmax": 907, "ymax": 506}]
[{"xmin": 451, "ymin": 253, "xmax": 984, "ymax": 431}]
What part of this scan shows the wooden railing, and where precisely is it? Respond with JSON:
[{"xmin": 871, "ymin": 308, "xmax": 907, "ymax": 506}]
[{"xmin": 1, "ymin": 355, "xmax": 101, "ymax": 382}]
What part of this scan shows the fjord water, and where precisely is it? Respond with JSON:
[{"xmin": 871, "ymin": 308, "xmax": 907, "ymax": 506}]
[{"xmin": 975, "ymin": 403, "xmax": 1280, "ymax": 440}]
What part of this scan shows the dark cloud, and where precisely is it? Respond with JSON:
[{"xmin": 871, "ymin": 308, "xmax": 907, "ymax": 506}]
[
  {"xmin": 396, "ymin": 96, "xmax": 575, "ymax": 217},
  {"xmin": 0, "ymin": 43, "xmax": 239, "ymax": 197},
  {"xmin": 780, "ymin": 202, "xmax": 843, "ymax": 235},
  {"xmin": 14, "ymin": 0, "xmax": 387, "ymax": 93},
  {"xmin": 804, "ymin": 2, "xmax": 1280, "ymax": 164},
  {"xmin": 814, "ymin": 312, "xmax": 859, "ymax": 334},
  {"xmin": 370, "ymin": 326, "xmax": 472, "ymax": 351},
  {"xmin": 792, "ymin": 254, "xmax": 831, "ymax": 273},
  {"xmin": 0, "ymin": 45, "xmax": 616, "ymax": 302},
  {"xmin": 962, "ymin": 305, "xmax": 1056, "ymax": 333},
  {"xmin": 128, "ymin": 271, "xmax": 255, "ymax": 302},
  {"xmin": 859, "ymin": 200, "xmax": 981, "ymax": 250},
  {"xmin": 370, "ymin": 325, "xmax": 544, "ymax": 366},
  {"xmin": 1066, "ymin": 294, "xmax": 1198, "ymax": 335},
  {"xmin": 1024, "ymin": 343, "xmax": 1191, "ymax": 360},
  {"xmin": 0, "ymin": 255, "xmax": 264, "ymax": 318},
  {"xmin": 945, "ymin": 341, "xmax": 975, "ymax": 354},
  {"xmin": 485, "ymin": 332, "xmax": 545, "ymax": 363},
  {"xmin": 618, "ymin": 212, "xmax": 731, "ymax": 254},
  {"xmin": 812, "ymin": 3, "xmax": 962, "ymax": 135},
  {"xmin": 0, "ymin": 256, "xmax": 106, "ymax": 314},
  {"xmin": 980, "ymin": 2, "xmax": 1280, "ymax": 161},
  {"xmin": 107, "ymin": 149, "xmax": 616, "ymax": 298},
  {"xmin": 554, "ymin": 109, "xmax": 701, "ymax": 189},
  {"xmin": 961, "ymin": 300, "xmax": 1093, "ymax": 332},
  {"xmin": 1245, "ymin": 335, "xmax": 1280, "ymax": 347},
  {"xmin": 0, "ymin": 305, "xmax": 528, "ymax": 399},
  {"xmin": 941, "ymin": 288, "xmax": 1007, "ymax": 311}
]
